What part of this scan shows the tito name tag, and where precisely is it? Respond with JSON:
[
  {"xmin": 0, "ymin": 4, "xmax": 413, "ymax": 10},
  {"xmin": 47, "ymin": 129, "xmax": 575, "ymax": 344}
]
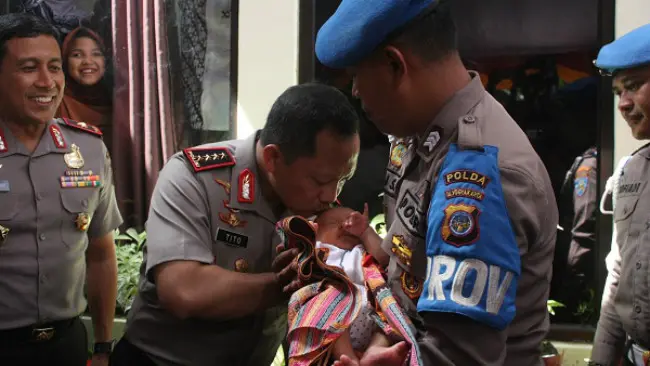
[{"xmin": 216, "ymin": 228, "xmax": 248, "ymax": 248}]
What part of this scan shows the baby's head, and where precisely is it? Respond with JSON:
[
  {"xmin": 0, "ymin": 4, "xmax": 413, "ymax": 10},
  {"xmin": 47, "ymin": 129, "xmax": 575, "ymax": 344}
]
[{"xmin": 314, "ymin": 207, "xmax": 359, "ymax": 251}]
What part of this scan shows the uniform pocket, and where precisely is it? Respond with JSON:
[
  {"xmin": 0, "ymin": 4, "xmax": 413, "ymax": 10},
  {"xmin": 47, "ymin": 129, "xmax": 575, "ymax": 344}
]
[
  {"xmin": 60, "ymin": 190, "xmax": 96, "ymax": 249},
  {"xmin": 614, "ymin": 195, "xmax": 640, "ymax": 223},
  {"xmin": 0, "ymin": 193, "xmax": 19, "ymax": 221}
]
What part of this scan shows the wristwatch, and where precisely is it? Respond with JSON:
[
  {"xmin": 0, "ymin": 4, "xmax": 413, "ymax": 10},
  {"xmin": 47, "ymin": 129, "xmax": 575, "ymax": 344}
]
[{"xmin": 93, "ymin": 341, "xmax": 114, "ymax": 355}]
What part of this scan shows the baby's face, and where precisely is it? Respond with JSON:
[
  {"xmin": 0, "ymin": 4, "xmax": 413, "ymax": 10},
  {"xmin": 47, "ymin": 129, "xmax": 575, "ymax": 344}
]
[{"xmin": 315, "ymin": 207, "xmax": 359, "ymax": 250}]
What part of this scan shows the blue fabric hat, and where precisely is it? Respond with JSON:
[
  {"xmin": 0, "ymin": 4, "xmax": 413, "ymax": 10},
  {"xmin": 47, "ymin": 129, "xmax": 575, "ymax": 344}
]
[
  {"xmin": 316, "ymin": 0, "xmax": 437, "ymax": 69},
  {"xmin": 594, "ymin": 23, "xmax": 650, "ymax": 74}
]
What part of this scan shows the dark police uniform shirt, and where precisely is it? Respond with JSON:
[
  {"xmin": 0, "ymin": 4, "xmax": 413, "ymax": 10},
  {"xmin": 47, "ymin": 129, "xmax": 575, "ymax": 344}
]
[
  {"xmin": 0, "ymin": 118, "xmax": 122, "ymax": 329},
  {"xmin": 124, "ymin": 132, "xmax": 289, "ymax": 366},
  {"xmin": 382, "ymin": 73, "xmax": 558, "ymax": 365}
]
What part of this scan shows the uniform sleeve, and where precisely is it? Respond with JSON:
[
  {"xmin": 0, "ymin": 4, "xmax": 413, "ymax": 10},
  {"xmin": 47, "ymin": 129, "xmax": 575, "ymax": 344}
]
[
  {"xmin": 418, "ymin": 158, "xmax": 556, "ymax": 364},
  {"xmin": 88, "ymin": 142, "xmax": 123, "ymax": 239},
  {"xmin": 567, "ymin": 160, "xmax": 597, "ymax": 272},
  {"xmin": 591, "ymin": 225, "xmax": 626, "ymax": 364},
  {"xmin": 144, "ymin": 156, "xmax": 215, "ymax": 276}
]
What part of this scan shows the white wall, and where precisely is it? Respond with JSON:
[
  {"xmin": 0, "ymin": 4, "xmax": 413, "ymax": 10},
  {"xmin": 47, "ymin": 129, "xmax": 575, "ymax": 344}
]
[
  {"xmin": 613, "ymin": 0, "xmax": 649, "ymax": 163},
  {"xmin": 235, "ymin": 0, "xmax": 299, "ymax": 139}
]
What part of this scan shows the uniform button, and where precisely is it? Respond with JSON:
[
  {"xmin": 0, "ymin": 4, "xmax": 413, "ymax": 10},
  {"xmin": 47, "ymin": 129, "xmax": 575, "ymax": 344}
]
[
  {"xmin": 39, "ymin": 275, "xmax": 47, "ymax": 284},
  {"xmin": 38, "ymin": 233, "xmax": 46, "ymax": 241},
  {"xmin": 637, "ymin": 262, "xmax": 642, "ymax": 270},
  {"xmin": 635, "ymin": 306, "xmax": 642, "ymax": 314},
  {"xmin": 36, "ymin": 193, "xmax": 43, "ymax": 201},
  {"xmin": 463, "ymin": 116, "xmax": 476, "ymax": 124}
]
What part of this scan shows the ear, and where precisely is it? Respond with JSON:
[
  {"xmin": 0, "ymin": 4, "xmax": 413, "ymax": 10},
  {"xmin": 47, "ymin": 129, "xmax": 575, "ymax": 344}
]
[
  {"xmin": 383, "ymin": 46, "xmax": 408, "ymax": 85},
  {"xmin": 262, "ymin": 144, "xmax": 282, "ymax": 174}
]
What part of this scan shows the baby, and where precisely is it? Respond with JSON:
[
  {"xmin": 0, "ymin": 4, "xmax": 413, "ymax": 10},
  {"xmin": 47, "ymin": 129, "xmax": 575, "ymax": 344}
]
[{"xmin": 313, "ymin": 205, "xmax": 408, "ymax": 366}]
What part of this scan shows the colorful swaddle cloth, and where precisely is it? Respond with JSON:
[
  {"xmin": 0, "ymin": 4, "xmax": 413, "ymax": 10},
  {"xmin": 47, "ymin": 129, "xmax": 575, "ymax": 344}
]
[{"xmin": 277, "ymin": 215, "xmax": 423, "ymax": 366}]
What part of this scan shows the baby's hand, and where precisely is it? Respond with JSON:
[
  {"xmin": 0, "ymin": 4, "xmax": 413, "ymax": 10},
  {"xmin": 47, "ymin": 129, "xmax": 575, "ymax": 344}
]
[{"xmin": 343, "ymin": 203, "xmax": 370, "ymax": 238}]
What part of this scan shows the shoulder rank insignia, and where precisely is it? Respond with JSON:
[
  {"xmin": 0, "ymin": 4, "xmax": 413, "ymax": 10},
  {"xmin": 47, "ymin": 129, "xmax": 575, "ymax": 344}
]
[
  {"xmin": 59, "ymin": 118, "xmax": 103, "ymax": 137},
  {"xmin": 184, "ymin": 147, "xmax": 235, "ymax": 172}
]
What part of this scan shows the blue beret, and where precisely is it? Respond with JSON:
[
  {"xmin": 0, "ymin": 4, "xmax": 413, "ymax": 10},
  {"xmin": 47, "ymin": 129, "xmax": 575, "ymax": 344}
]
[
  {"xmin": 315, "ymin": 0, "xmax": 437, "ymax": 69},
  {"xmin": 594, "ymin": 23, "xmax": 650, "ymax": 74}
]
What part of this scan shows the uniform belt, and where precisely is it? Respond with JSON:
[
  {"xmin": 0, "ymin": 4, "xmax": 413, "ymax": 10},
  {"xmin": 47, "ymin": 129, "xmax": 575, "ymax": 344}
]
[
  {"xmin": 627, "ymin": 341, "xmax": 650, "ymax": 366},
  {"xmin": 0, "ymin": 317, "xmax": 78, "ymax": 344}
]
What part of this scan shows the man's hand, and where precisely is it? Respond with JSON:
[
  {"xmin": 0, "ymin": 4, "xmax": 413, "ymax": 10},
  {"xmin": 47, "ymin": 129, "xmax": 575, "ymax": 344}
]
[
  {"xmin": 272, "ymin": 244, "xmax": 303, "ymax": 294},
  {"xmin": 343, "ymin": 203, "xmax": 370, "ymax": 238},
  {"xmin": 91, "ymin": 354, "xmax": 109, "ymax": 366}
]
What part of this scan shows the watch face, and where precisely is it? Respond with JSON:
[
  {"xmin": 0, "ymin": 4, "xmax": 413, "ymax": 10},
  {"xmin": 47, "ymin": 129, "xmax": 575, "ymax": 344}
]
[{"xmin": 93, "ymin": 341, "xmax": 114, "ymax": 354}]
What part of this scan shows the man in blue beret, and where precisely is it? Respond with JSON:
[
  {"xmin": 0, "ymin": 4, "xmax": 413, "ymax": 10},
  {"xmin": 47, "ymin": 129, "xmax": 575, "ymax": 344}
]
[
  {"xmin": 316, "ymin": 0, "xmax": 559, "ymax": 365},
  {"xmin": 590, "ymin": 22, "xmax": 650, "ymax": 366}
]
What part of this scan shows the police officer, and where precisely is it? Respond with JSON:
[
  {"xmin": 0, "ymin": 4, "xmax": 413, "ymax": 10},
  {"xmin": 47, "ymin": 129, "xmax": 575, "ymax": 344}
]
[
  {"xmin": 590, "ymin": 22, "xmax": 650, "ymax": 366},
  {"xmin": 552, "ymin": 146, "xmax": 598, "ymax": 323},
  {"xmin": 110, "ymin": 83, "xmax": 360, "ymax": 366},
  {"xmin": 316, "ymin": 1, "xmax": 559, "ymax": 365},
  {"xmin": 0, "ymin": 13, "xmax": 122, "ymax": 366}
]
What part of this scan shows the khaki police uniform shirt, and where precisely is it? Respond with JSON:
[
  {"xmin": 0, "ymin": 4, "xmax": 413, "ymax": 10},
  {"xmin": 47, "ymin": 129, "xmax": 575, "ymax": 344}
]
[
  {"xmin": 0, "ymin": 118, "xmax": 122, "ymax": 329},
  {"xmin": 382, "ymin": 73, "xmax": 558, "ymax": 366},
  {"xmin": 125, "ymin": 131, "xmax": 289, "ymax": 366},
  {"xmin": 592, "ymin": 143, "xmax": 650, "ymax": 365}
]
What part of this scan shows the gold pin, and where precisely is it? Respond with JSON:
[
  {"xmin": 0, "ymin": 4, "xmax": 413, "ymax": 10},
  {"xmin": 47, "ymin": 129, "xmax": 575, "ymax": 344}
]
[
  {"xmin": 234, "ymin": 259, "xmax": 249, "ymax": 273},
  {"xmin": 0, "ymin": 225, "xmax": 9, "ymax": 243},
  {"xmin": 75, "ymin": 213, "xmax": 90, "ymax": 232},
  {"xmin": 64, "ymin": 144, "xmax": 85, "ymax": 169}
]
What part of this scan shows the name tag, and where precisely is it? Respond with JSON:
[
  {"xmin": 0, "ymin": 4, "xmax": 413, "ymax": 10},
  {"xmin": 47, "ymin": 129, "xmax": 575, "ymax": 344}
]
[
  {"xmin": 216, "ymin": 228, "xmax": 248, "ymax": 248},
  {"xmin": 0, "ymin": 180, "xmax": 9, "ymax": 192},
  {"xmin": 618, "ymin": 181, "xmax": 646, "ymax": 197}
]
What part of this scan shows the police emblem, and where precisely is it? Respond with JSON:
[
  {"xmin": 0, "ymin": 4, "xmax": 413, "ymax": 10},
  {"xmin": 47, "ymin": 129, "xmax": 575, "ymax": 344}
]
[
  {"xmin": 574, "ymin": 177, "xmax": 588, "ymax": 197},
  {"xmin": 391, "ymin": 235, "xmax": 412, "ymax": 267},
  {"xmin": 234, "ymin": 258, "xmax": 249, "ymax": 273},
  {"xmin": 390, "ymin": 143, "xmax": 407, "ymax": 168},
  {"xmin": 441, "ymin": 204, "xmax": 481, "ymax": 247},
  {"xmin": 400, "ymin": 271, "xmax": 423, "ymax": 301}
]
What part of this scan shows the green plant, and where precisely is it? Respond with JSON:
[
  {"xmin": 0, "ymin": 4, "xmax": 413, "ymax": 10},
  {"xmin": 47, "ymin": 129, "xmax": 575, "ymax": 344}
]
[
  {"xmin": 370, "ymin": 213, "xmax": 387, "ymax": 238},
  {"xmin": 547, "ymin": 299, "xmax": 565, "ymax": 316},
  {"xmin": 114, "ymin": 228, "xmax": 146, "ymax": 315}
]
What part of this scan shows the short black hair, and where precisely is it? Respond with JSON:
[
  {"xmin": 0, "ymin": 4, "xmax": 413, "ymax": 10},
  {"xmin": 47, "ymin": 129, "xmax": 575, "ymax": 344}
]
[
  {"xmin": 387, "ymin": 0, "xmax": 457, "ymax": 62},
  {"xmin": 260, "ymin": 83, "xmax": 360, "ymax": 163},
  {"xmin": 0, "ymin": 13, "xmax": 60, "ymax": 68}
]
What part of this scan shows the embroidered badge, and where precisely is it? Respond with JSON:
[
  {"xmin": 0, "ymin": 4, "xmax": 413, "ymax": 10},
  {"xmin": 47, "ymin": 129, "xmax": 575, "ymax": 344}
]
[
  {"xmin": 60, "ymin": 118, "xmax": 103, "ymax": 136},
  {"xmin": 444, "ymin": 170, "xmax": 490, "ymax": 189},
  {"xmin": 384, "ymin": 169, "xmax": 400, "ymax": 198},
  {"xmin": 215, "ymin": 178, "xmax": 231, "ymax": 195},
  {"xmin": 574, "ymin": 177, "xmax": 588, "ymax": 197},
  {"xmin": 75, "ymin": 213, "xmax": 91, "ymax": 232},
  {"xmin": 441, "ymin": 204, "xmax": 481, "ymax": 247},
  {"xmin": 444, "ymin": 188, "xmax": 485, "ymax": 201},
  {"xmin": 390, "ymin": 143, "xmax": 407, "ymax": 168},
  {"xmin": 238, "ymin": 169, "xmax": 255, "ymax": 203},
  {"xmin": 391, "ymin": 235, "xmax": 412, "ymax": 268},
  {"xmin": 49, "ymin": 125, "xmax": 67, "ymax": 149},
  {"xmin": 575, "ymin": 166, "xmax": 591, "ymax": 178},
  {"xmin": 64, "ymin": 144, "xmax": 85, "ymax": 169},
  {"xmin": 0, "ymin": 128, "xmax": 6, "ymax": 153},
  {"xmin": 234, "ymin": 258, "xmax": 249, "ymax": 273},
  {"xmin": 401, "ymin": 271, "xmax": 423, "ymax": 301},
  {"xmin": 216, "ymin": 228, "xmax": 248, "ymax": 248},
  {"xmin": 397, "ymin": 190, "xmax": 426, "ymax": 238},
  {"xmin": 423, "ymin": 130, "xmax": 441, "ymax": 152},
  {"xmin": 0, "ymin": 224, "xmax": 9, "ymax": 243},
  {"xmin": 219, "ymin": 211, "xmax": 247, "ymax": 228},
  {"xmin": 183, "ymin": 147, "xmax": 235, "ymax": 172}
]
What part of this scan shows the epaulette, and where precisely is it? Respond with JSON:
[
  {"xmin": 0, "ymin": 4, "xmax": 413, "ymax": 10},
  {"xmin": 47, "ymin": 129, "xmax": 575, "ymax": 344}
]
[
  {"xmin": 183, "ymin": 146, "xmax": 235, "ymax": 172},
  {"xmin": 58, "ymin": 118, "xmax": 103, "ymax": 137}
]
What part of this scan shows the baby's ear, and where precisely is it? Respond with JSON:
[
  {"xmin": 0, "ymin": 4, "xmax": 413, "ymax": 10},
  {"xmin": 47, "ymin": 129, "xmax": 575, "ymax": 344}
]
[{"xmin": 309, "ymin": 222, "xmax": 319, "ymax": 232}]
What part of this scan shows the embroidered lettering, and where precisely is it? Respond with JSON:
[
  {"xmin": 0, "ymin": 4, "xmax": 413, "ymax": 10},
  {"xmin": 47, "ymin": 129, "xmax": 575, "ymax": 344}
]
[
  {"xmin": 444, "ymin": 170, "xmax": 490, "ymax": 189},
  {"xmin": 619, "ymin": 182, "xmax": 641, "ymax": 195},
  {"xmin": 444, "ymin": 188, "xmax": 485, "ymax": 201},
  {"xmin": 397, "ymin": 190, "xmax": 426, "ymax": 238},
  {"xmin": 384, "ymin": 169, "xmax": 400, "ymax": 198}
]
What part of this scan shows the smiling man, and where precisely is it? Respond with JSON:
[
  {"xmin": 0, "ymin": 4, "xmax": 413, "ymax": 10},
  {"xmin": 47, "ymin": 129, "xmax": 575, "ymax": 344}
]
[
  {"xmin": 590, "ymin": 23, "xmax": 650, "ymax": 366},
  {"xmin": 0, "ymin": 12, "xmax": 122, "ymax": 366}
]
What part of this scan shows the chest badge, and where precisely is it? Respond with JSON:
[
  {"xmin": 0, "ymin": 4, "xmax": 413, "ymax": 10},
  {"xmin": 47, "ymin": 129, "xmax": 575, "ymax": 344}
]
[
  {"xmin": 219, "ymin": 211, "xmax": 247, "ymax": 228},
  {"xmin": 215, "ymin": 178, "xmax": 231, "ymax": 195},
  {"xmin": 390, "ymin": 143, "xmax": 407, "ymax": 168},
  {"xmin": 391, "ymin": 235, "xmax": 412, "ymax": 268},
  {"xmin": 0, "ymin": 225, "xmax": 9, "ymax": 244},
  {"xmin": 234, "ymin": 258, "xmax": 249, "ymax": 273},
  {"xmin": 64, "ymin": 144, "xmax": 85, "ymax": 169},
  {"xmin": 400, "ymin": 271, "xmax": 423, "ymax": 301},
  {"xmin": 75, "ymin": 213, "xmax": 91, "ymax": 232},
  {"xmin": 238, "ymin": 169, "xmax": 255, "ymax": 203}
]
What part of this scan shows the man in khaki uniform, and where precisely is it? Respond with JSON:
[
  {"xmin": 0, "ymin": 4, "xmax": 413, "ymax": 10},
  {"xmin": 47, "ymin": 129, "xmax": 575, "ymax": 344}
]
[
  {"xmin": 0, "ymin": 13, "xmax": 122, "ymax": 366},
  {"xmin": 590, "ymin": 22, "xmax": 650, "ymax": 366},
  {"xmin": 110, "ymin": 83, "xmax": 361, "ymax": 366},
  {"xmin": 316, "ymin": 0, "xmax": 558, "ymax": 365}
]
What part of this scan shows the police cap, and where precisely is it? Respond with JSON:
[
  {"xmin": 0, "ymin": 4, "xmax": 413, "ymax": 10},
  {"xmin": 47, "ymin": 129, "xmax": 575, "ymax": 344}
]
[
  {"xmin": 315, "ymin": 0, "xmax": 438, "ymax": 69},
  {"xmin": 594, "ymin": 23, "xmax": 650, "ymax": 75}
]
